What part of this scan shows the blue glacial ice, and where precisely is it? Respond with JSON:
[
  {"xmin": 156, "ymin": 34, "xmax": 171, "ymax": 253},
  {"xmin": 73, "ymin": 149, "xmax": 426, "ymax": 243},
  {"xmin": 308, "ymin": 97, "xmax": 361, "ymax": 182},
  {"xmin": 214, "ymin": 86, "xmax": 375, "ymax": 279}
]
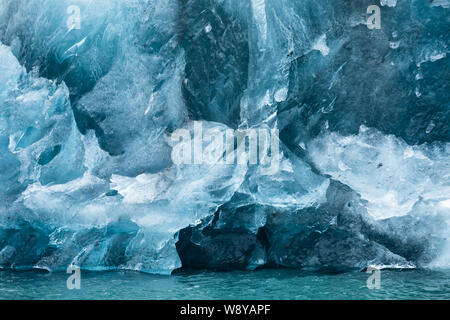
[{"xmin": 0, "ymin": 0, "xmax": 449, "ymax": 274}]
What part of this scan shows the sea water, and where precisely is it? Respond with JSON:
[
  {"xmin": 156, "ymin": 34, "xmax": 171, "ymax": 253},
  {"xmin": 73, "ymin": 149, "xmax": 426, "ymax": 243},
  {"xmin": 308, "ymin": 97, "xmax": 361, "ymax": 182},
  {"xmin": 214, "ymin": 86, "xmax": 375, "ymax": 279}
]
[{"xmin": 1, "ymin": 269, "xmax": 449, "ymax": 300}]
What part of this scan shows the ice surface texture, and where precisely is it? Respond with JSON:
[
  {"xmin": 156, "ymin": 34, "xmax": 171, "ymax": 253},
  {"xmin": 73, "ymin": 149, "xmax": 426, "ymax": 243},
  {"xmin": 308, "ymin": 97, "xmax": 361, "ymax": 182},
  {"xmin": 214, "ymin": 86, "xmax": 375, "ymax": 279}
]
[{"xmin": 0, "ymin": 0, "xmax": 448, "ymax": 274}]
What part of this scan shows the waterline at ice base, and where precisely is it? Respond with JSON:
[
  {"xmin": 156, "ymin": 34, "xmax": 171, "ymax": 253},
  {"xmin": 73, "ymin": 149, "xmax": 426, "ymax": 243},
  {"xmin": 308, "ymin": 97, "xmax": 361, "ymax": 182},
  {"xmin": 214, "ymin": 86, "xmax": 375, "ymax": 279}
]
[{"xmin": 0, "ymin": 0, "xmax": 448, "ymax": 300}]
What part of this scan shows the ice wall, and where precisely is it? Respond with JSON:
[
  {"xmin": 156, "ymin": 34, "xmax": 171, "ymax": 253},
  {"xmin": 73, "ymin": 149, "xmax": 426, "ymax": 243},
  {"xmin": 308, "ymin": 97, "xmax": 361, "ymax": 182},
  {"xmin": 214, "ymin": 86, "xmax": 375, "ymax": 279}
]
[{"xmin": 0, "ymin": 0, "xmax": 448, "ymax": 273}]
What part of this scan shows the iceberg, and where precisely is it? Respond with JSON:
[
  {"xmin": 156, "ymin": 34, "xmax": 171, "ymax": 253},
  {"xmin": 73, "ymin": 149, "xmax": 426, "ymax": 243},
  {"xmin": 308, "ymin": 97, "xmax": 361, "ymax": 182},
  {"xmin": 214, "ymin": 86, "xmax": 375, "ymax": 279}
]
[{"xmin": 0, "ymin": 0, "xmax": 448, "ymax": 274}]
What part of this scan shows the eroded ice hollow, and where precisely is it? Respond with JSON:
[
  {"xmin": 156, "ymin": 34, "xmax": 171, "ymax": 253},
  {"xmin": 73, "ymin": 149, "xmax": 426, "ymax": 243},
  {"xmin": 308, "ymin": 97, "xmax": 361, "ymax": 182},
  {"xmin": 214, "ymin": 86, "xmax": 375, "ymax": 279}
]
[{"xmin": 0, "ymin": 0, "xmax": 449, "ymax": 273}]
